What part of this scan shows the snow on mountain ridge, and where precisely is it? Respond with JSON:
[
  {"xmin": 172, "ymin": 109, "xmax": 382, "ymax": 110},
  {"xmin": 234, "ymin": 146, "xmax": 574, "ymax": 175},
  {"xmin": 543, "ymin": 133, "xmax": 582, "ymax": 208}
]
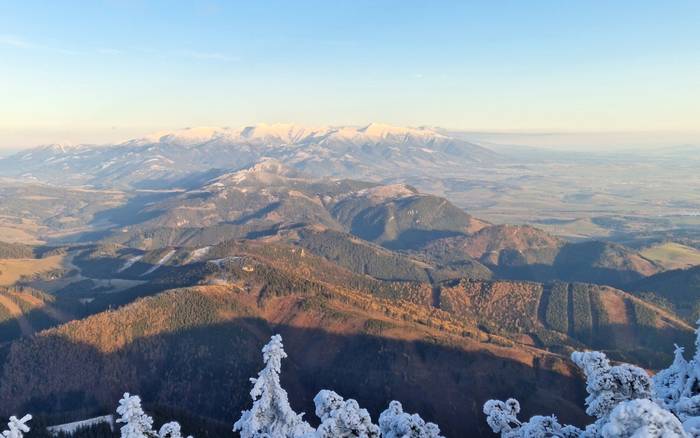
[
  {"xmin": 238, "ymin": 123, "xmax": 324, "ymax": 144},
  {"xmin": 358, "ymin": 123, "xmax": 446, "ymax": 140},
  {"xmin": 206, "ymin": 158, "xmax": 304, "ymax": 187},
  {"xmin": 0, "ymin": 123, "xmax": 496, "ymax": 188},
  {"xmin": 135, "ymin": 123, "xmax": 446, "ymax": 146},
  {"xmin": 358, "ymin": 183, "xmax": 418, "ymax": 200},
  {"xmin": 141, "ymin": 126, "xmax": 234, "ymax": 145}
]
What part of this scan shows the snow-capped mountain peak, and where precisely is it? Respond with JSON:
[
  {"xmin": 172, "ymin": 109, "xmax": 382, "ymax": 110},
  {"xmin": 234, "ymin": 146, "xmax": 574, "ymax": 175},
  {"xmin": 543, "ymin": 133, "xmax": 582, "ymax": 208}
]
[
  {"xmin": 357, "ymin": 123, "xmax": 444, "ymax": 140},
  {"xmin": 141, "ymin": 126, "xmax": 234, "ymax": 145},
  {"xmin": 207, "ymin": 159, "xmax": 304, "ymax": 188},
  {"xmin": 238, "ymin": 123, "xmax": 323, "ymax": 144}
]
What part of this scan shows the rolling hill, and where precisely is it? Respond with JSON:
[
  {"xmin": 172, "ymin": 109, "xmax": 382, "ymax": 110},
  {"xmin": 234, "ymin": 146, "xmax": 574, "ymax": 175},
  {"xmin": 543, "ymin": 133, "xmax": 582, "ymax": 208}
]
[
  {"xmin": 414, "ymin": 225, "xmax": 660, "ymax": 287},
  {"xmin": 639, "ymin": 242, "xmax": 700, "ymax": 270},
  {"xmin": 88, "ymin": 160, "xmax": 488, "ymax": 252},
  {"xmin": 0, "ymin": 159, "xmax": 665, "ymax": 291}
]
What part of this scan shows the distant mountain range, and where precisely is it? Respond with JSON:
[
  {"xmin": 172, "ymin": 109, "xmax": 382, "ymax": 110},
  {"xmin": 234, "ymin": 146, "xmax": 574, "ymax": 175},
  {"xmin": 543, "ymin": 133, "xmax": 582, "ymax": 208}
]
[{"xmin": 0, "ymin": 123, "xmax": 496, "ymax": 188}]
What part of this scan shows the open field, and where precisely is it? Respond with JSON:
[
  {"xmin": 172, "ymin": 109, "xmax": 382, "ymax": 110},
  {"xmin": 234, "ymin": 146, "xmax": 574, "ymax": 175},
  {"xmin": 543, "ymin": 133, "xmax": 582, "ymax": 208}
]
[
  {"xmin": 402, "ymin": 150, "xmax": 700, "ymax": 242},
  {"xmin": 640, "ymin": 242, "xmax": 700, "ymax": 270},
  {"xmin": 0, "ymin": 226, "xmax": 42, "ymax": 244},
  {"xmin": 0, "ymin": 255, "xmax": 66, "ymax": 286}
]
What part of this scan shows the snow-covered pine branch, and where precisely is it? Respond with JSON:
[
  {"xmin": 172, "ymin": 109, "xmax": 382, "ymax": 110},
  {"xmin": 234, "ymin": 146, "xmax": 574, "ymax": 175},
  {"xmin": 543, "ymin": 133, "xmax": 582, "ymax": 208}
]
[
  {"xmin": 569, "ymin": 349, "xmax": 652, "ymax": 435},
  {"xmin": 117, "ymin": 393, "xmax": 156, "ymax": 438},
  {"xmin": 483, "ymin": 398, "xmax": 581, "ymax": 437},
  {"xmin": 312, "ymin": 390, "xmax": 380, "ymax": 437},
  {"xmin": 654, "ymin": 344, "xmax": 688, "ymax": 411},
  {"xmin": 602, "ymin": 399, "xmax": 685, "ymax": 437},
  {"xmin": 1, "ymin": 415, "xmax": 31, "ymax": 438},
  {"xmin": 158, "ymin": 421, "xmax": 189, "ymax": 438},
  {"xmin": 116, "ymin": 393, "xmax": 191, "ymax": 438},
  {"xmin": 378, "ymin": 401, "xmax": 444, "ymax": 438}
]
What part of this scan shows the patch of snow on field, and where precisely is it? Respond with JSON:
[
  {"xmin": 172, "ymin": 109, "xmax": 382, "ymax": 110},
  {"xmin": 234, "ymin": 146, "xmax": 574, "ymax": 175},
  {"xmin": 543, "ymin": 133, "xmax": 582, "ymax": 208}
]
[
  {"xmin": 207, "ymin": 256, "xmax": 242, "ymax": 268},
  {"xmin": 117, "ymin": 255, "xmax": 143, "ymax": 273},
  {"xmin": 141, "ymin": 250, "xmax": 176, "ymax": 276},
  {"xmin": 186, "ymin": 246, "xmax": 211, "ymax": 263}
]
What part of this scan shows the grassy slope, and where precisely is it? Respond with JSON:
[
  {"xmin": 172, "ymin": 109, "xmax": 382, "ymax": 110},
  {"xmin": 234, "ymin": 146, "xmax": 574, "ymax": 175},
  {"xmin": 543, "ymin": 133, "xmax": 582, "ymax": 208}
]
[
  {"xmin": 0, "ymin": 255, "xmax": 66, "ymax": 286},
  {"xmin": 630, "ymin": 265, "xmax": 700, "ymax": 322},
  {"xmin": 640, "ymin": 242, "xmax": 700, "ymax": 270}
]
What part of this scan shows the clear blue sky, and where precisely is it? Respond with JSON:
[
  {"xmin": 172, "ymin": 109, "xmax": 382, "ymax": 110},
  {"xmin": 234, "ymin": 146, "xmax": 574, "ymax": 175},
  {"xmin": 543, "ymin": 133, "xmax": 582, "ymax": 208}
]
[{"xmin": 1, "ymin": 0, "xmax": 699, "ymax": 148}]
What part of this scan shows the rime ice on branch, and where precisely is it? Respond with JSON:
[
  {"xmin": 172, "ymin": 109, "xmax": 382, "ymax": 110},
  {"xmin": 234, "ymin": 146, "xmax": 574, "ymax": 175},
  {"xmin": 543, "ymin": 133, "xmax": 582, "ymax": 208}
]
[
  {"xmin": 116, "ymin": 393, "xmax": 191, "ymax": 438},
  {"xmin": 602, "ymin": 399, "xmax": 685, "ymax": 437},
  {"xmin": 1, "ymin": 415, "xmax": 31, "ymax": 438},
  {"xmin": 313, "ymin": 390, "xmax": 380, "ymax": 437},
  {"xmin": 570, "ymin": 351, "xmax": 652, "ymax": 423},
  {"xmin": 378, "ymin": 401, "xmax": 444, "ymax": 438},
  {"xmin": 158, "ymin": 422, "xmax": 188, "ymax": 438},
  {"xmin": 483, "ymin": 398, "xmax": 581, "ymax": 437}
]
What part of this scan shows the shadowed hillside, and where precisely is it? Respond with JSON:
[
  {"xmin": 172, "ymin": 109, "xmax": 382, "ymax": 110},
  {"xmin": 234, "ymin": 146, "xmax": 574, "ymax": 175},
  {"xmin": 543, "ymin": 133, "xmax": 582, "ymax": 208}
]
[
  {"xmin": 629, "ymin": 265, "xmax": 700, "ymax": 322},
  {"xmin": 0, "ymin": 286, "xmax": 589, "ymax": 438},
  {"xmin": 0, "ymin": 286, "xmax": 76, "ymax": 343},
  {"xmin": 416, "ymin": 226, "xmax": 662, "ymax": 287}
]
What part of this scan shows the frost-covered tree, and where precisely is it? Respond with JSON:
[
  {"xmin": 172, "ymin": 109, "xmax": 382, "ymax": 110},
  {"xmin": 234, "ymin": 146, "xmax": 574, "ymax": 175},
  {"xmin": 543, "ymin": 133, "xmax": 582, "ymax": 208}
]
[
  {"xmin": 483, "ymin": 398, "xmax": 581, "ymax": 437},
  {"xmin": 117, "ymin": 393, "xmax": 156, "ymax": 438},
  {"xmin": 517, "ymin": 416, "xmax": 582, "ymax": 438},
  {"xmin": 233, "ymin": 334, "xmax": 314, "ymax": 438},
  {"xmin": 483, "ymin": 399, "xmax": 522, "ymax": 436},
  {"xmin": 158, "ymin": 422, "xmax": 192, "ymax": 438},
  {"xmin": 1, "ymin": 415, "xmax": 31, "ymax": 438},
  {"xmin": 312, "ymin": 390, "xmax": 380, "ymax": 437},
  {"xmin": 650, "ymin": 320, "xmax": 700, "ymax": 427},
  {"xmin": 571, "ymin": 351, "xmax": 652, "ymax": 422},
  {"xmin": 116, "ymin": 393, "xmax": 190, "ymax": 438},
  {"xmin": 654, "ymin": 345, "xmax": 689, "ymax": 411},
  {"xmin": 378, "ymin": 401, "xmax": 443, "ymax": 438}
]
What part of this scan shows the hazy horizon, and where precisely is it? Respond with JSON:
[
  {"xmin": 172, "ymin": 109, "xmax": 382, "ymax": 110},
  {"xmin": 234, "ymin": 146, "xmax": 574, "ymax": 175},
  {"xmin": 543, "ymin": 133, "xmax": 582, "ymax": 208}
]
[
  {"xmin": 2, "ymin": 0, "xmax": 699, "ymax": 149},
  {"xmin": 2, "ymin": 123, "xmax": 699, "ymax": 152}
]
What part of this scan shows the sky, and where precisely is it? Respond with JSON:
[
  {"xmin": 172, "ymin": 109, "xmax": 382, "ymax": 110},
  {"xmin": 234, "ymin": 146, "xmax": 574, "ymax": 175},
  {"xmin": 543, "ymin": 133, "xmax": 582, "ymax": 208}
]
[{"xmin": 1, "ymin": 0, "xmax": 699, "ymax": 149}]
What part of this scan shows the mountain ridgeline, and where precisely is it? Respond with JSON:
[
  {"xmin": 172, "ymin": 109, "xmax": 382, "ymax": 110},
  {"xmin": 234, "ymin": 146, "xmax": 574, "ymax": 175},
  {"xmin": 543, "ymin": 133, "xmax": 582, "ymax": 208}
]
[
  {"xmin": 0, "ymin": 123, "xmax": 496, "ymax": 189},
  {"xmin": 68, "ymin": 160, "xmax": 659, "ymax": 290}
]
